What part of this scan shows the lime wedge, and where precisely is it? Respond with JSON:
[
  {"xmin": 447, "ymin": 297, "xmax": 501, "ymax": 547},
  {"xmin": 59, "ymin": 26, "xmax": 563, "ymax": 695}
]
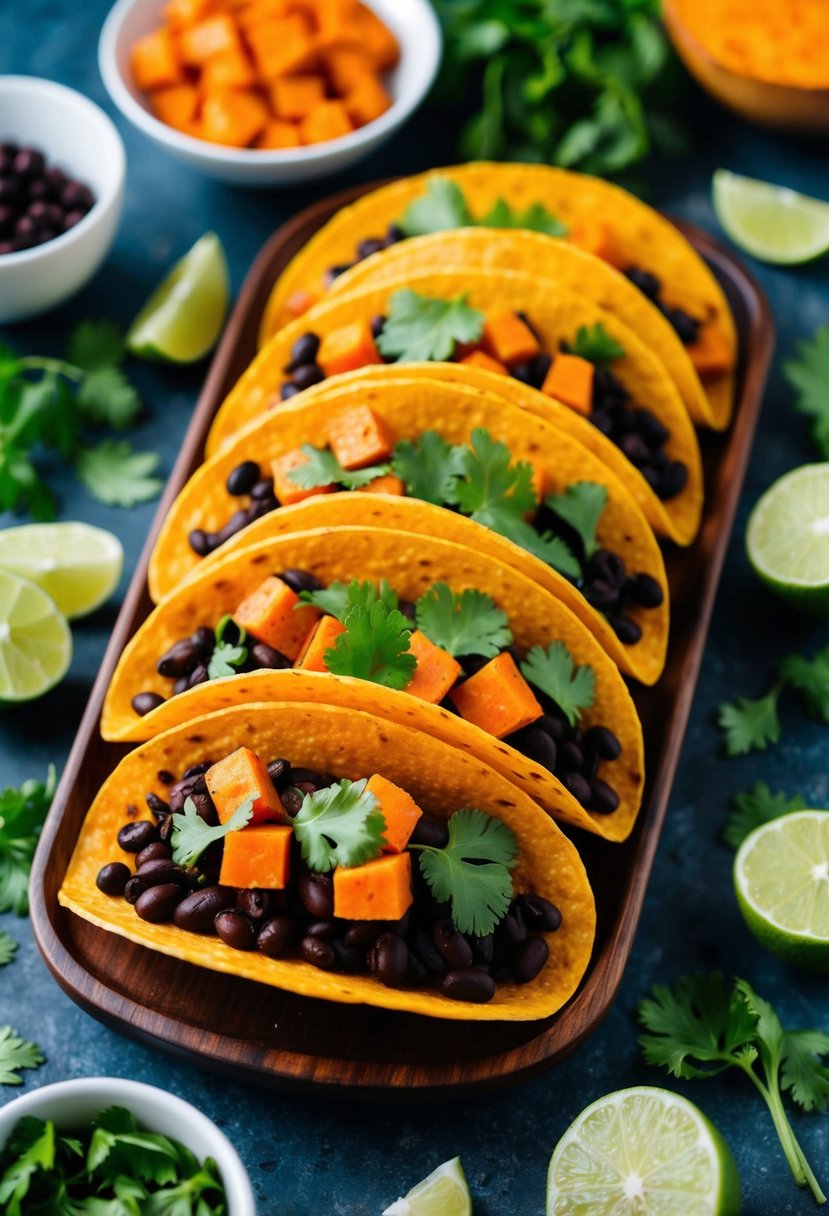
[
  {"xmin": 713, "ymin": 170, "xmax": 829, "ymax": 265},
  {"xmin": 547, "ymin": 1086, "xmax": 740, "ymax": 1216},
  {"xmin": 734, "ymin": 810, "xmax": 829, "ymax": 972},
  {"xmin": 746, "ymin": 463, "xmax": 829, "ymax": 617},
  {"xmin": 0, "ymin": 571, "xmax": 72, "ymax": 702},
  {"xmin": 127, "ymin": 232, "xmax": 230, "ymax": 362},
  {"xmin": 0, "ymin": 522, "xmax": 123, "ymax": 619},
  {"xmin": 383, "ymin": 1157, "xmax": 471, "ymax": 1216}
]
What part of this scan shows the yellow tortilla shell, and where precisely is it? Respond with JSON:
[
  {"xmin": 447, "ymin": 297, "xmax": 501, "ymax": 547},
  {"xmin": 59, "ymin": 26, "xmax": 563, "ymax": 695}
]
[
  {"xmin": 60, "ymin": 701, "xmax": 597, "ymax": 1022},
  {"xmin": 260, "ymin": 162, "xmax": 736, "ymax": 429},
  {"xmin": 105, "ymin": 526, "xmax": 645, "ymax": 841}
]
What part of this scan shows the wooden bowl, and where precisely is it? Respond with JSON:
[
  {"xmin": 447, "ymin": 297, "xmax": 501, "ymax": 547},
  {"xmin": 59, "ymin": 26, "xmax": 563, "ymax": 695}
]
[{"xmin": 663, "ymin": 0, "xmax": 829, "ymax": 135}]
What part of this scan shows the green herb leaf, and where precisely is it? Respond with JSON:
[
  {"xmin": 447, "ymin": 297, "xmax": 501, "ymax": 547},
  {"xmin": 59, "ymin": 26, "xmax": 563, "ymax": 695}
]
[
  {"xmin": 0, "ymin": 766, "xmax": 56, "ymax": 914},
  {"xmin": 416, "ymin": 583, "xmax": 512, "ymax": 659},
  {"xmin": 781, "ymin": 1029, "xmax": 829, "ymax": 1113},
  {"xmin": 398, "ymin": 178, "xmax": 475, "ymax": 236},
  {"xmin": 0, "ymin": 933, "xmax": 17, "ymax": 967},
  {"xmin": 324, "ymin": 598, "xmax": 415, "ymax": 690},
  {"xmin": 413, "ymin": 808, "xmax": 518, "ymax": 936},
  {"xmin": 392, "ymin": 431, "xmax": 464, "ymax": 505},
  {"xmin": 287, "ymin": 444, "xmax": 389, "ymax": 492},
  {"xmin": 723, "ymin": 783, "xmax": 808, "ymax": 850},
  {"xmin": 717, "ymin": 687, "xmax": 782, "ymax": 757},
  {"xmin": 520, "ymin": 641, "xmax": 595, "ymax": 726},
  {"xmin": 170, "ymin": 796, "xmax": 253, "ymax": 868},
  {"xmin": 68, "ymin": 320, "xmax": 125, "ymax": 371},
  {"xmin": 299, "ymin": 582, "xmax": 352, "ymax": 621},
  {"xmin": 779, "ymin": 646, "xmax": 829, "ymax": 723},
  {"xmin": 376, "ymin": 289, "xmax": 485, "ymax": 363},
  {"xmin": 545, "ymin": 481, "xmax": 608, "ymax": 559},
  {"xmin": 784, "ymin": 325, "xmax": 829, "ymax": 458},
  {"xmin": 0, "ymin": 1115, "xmax": 54, "ymax": 1206},
  {"xmin": 299, "ymin": 579, "xmax": 399, "ymax": 623},
  {"xmin": 75, "ymin": 441, "xmax": 163, "ymax": 508},
  {"xmin": 207, "ymin": 615, "xmax": 249, "ymax": 680},
  {"xmin": 479, "ymin": 197, "xmax": 568, "ymax": 236},
  {"xmin": 77, "ymin": 367, "xmax": 142, "ymax": 431},
  {"xmin": 0, "ymin": 1026, "xmax": 45, "ymax": 1086},
  {"xmin": 565, "ymin": 323, "xmax": 625, "ymax": 365},
  {"xmin": 293, "ymin": 778, "xmax": 386, "ymax": 872}
]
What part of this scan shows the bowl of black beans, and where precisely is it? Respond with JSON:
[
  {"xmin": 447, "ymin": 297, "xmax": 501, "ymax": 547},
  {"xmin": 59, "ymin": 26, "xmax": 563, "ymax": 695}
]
[{"xmin": 0, "ymin": 76, "xmax": 126, "ymax": 324}]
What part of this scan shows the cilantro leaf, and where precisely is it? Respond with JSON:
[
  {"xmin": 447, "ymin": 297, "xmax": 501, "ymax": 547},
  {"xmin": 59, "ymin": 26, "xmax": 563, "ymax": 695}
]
[
  {"xmin": 392, "ymin": 431, "xmax": 464, "ymax": 505},
  {"xmin": 545, "ymin": 481, "xmax": 608, "ymax": 559},
  {"xmin": 206, "ymin": 615, "xmax": 249, "ymax": 680},
  {"xmin": 0, "ymin": 933, "xmax": 17, "ymax": 967},
  {"xmin": 0, "ymin": 1115, "xmax": 54, "ymax": 1206},
  {"xmin": 287, "ymin": 444, "xmax": 389, "ymax": 492},
  {"xmin": 292, "ymin": 778, "xmax": 386, "ymax": 872},
  {"xmin": 784, "ymin": 325, "xmax": 829, "ymax": 458},
  {"xmin": 779, "ymin": 646, "xmax": 829, "ymax": 723},
  {"xmin": 324, "ymin": 599, "xmax": 415, "ymax": 690},
  {"xmin": 376, "ymin": 289, "xmax": 485, "ymax": 362},
  {"xmin": 68, "ymin": 319, "xmax": 124, "ymax": 371},
  {"xmin": 781, "ymin": 1029, "xmax": 829, "ymax": 1113},
  {"xmin": 0, "ymin": 1026, "xmax": 45, "ymax": 1085},
  {"xmin": 413, "ymin": 808, "xmax": 518, "ymax": 936},
  {"xmin": 299, "ymin": 582, "xmax": 352, "ymax": 621},
  {"xmin": 77, "ymin": 367, "xmax": 142, "ymax": 431},
  {"xmin": 300, "ymin": 579, "xmax": 399, "ymax": 623},
  {"xmin": 565, "ymin": 323, "xmax": 625, "ymax": 365},
  {"xmin": 723, "ymin": 783, "xmax": 808, "ymax": 850},
  {"xmin": 398, "ymin": 178, "xmax": 475, "ymax": 236},
  {"xmin": 170, "ymin": 795, "xmax": 253, "ymax": 868},
  {"xmin": 0, "ymin": 766, "xmax": 56, "ymax": 914},
  {"xmin": 520, "ymin": 641, "xmax": 595, "ymax": 726},
  {"xmin": 717, "ymin": 687, "xmax": 781, "ymax": 757},
  {"xmin": 416, "ymin": 583, "xmax": 512, "ymax": 658},
  {"xmin": 76, "ymin": 441, "xmax": 163, "ymax": 508},
  {"xmin": 479, "ymin": 197, "xmax": 568, "ymax": 236},
  {"xmin": 450, "ymin": 428, "xmax": 538, "ymax": 518}
]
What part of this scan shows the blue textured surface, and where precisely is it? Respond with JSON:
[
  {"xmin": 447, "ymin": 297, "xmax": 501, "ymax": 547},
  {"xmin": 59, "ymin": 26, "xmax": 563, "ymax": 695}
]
[{"xmin": 2, "ymin": 5, "xmax": 829, "ymax": 1213}]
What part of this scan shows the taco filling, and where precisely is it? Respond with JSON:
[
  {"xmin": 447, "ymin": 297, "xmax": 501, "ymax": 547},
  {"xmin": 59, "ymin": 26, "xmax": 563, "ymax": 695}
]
[{"xmin": 93, "ymin": 746, "xmax": 562, "ymax": 1005}]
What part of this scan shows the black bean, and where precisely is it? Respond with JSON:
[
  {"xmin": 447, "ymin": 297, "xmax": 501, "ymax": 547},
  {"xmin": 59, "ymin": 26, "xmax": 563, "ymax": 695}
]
[
  {"xmin": 190, "ymin": 626, "xmax": 215, "ymax": 655},
  {"xmin": 560, "ymin": 741, "xmax": 584, "ymax": 773},
  {"xmin": 290, "ymin": 767, "xmax": 333, "ymax": 791},
  {"xmin": 301, "ymin": 935, "xmax": 337, "ymax": 969},
  {"xmin": 215, "ymin": 508, "xmax": 252, "ymax": 545},
  {"xmin": 411, "ymin": 925, "xmax": 447, "ymax": 976},
  {"xmin": 158, "ymin": 814, "xmax": 174, "ymax": 843},
  {"xmin": 298, "ymin": 871, "xmax": 334, "ymax": 919},
  {"xmin": 186, "ymin": 761, "xmax": 213, "ymax": 779},
  {"xmin": 267, "ymin": 758, "xmax": 290, "ymax": 785},
  {"xmin": 305, "ymin": 919, "xmax": 340, "ymax": 940},
  {"xmin": 61, "ymin": 179, "xmax": 94, "ymax": 210},
  {"xmin": 409, "ymin": 814, "xmax": 448, "ymax": 849},
  {"xmin": 370, "ymin": 314, "xmax": 386, "ymax": 339},
  {"xmin": 281, "ymin": 788, "xmax": 303, "ymax": 816},
  {"xmin": 585, "ymin": 578, "xmax": 619, "ymax": 612},
  {"xmin": 369, "ymin": 932, "xmax": 409, "ymax": 987},
  {"xmin": 289, "ymin": 332, "xmax": 320, "ymax": 367},
  {"xmin": 625, "ymin": 266, "xmax": 661, "ymax": 299},
  {"xmin": 497, "ymin": 907, "xmax": 527, "ymax": 949},
  {"xmin": 333, "ymin": 941, "xmax": 365, "ymax": 972},
  {"xmin": 471, "ymin": 933, "xmax": 494, "ymax": 967},
  {"xmin": 136, "ymin": 858, "xmax": 188, "ymax": 887},
  {"xmin": 279, "ymin": 568, "xmax": 324, "ymax": 595},
  {"xmin": 135, "ymin": 883, "xmax": 183, "ymax": 923},
  {"xmin": 660, "ymin": 461, "xmax": 688, "ymax": 500},
  {"xmin": 433, "ymin": 919, "xmax": 473, "ymax": 969},
  {"xmin": 136, "ymin": 842, "xmax": 170, "ymax": 868},
  {"xmin": 504, "ymin": 725, "xmax": 557, "ymax": 773},
  {"xmin": 538, "ymin": 712, "xmax": 567, "ymax": 743},
  {"xmin": 214, "ymin": 909, "xmax": 256, "ymax": 950},
  {"xmin": 173, "ymin": 677, "xmax": 189, "ymax": 696},
  {"xmin": 124, "ymin": 875, "xmax": 147, "ymax": 905},
  {"xmin": 132, "ymin": 691, "xmax": 165, "ymax": 716},
  {"xmin": 96, "ymin": 862, "xmax": 131, "ymax": 896},
  {"xmin": 0, "ymin": 205, "xmax": 13, "ymax": 235},
  {"xmin": 291, "ymin": 363, "xmax": 324, "ymax": 391},
  {"xmin": 250, "ymin": 477, "xmax": 275, "ymax": 500},
  {"xmin": 14, "ymin": 149, "xmax": 45, "ymax": 179},
  {"xmin": 234, "ymin": 889, "xmax": 272, "ymax": 922},
  {"xmin": 439, "ymin": 969, "xmax": 496, "ymax": 1003},
  {"xmin": 625, "ymin": 573, "xmax": 663, "ymax": 609},
  {"xmin": 562, "ymin": 771, "xmax": 592, "ymax": 805},
  {"xmin": 62, "ymin": 209, "xmax": 87, "ymax": 231},
  {"xmin": 117, "ymin": 820, "xmax": 157, "ymax": 853},
  {"xmin": 173, "ymin": 886, "xmax": 235, "ymax": 933},
  {"xmin": 619, "ymin": 433, "xmax": 652, "ymax": 465},
  {"xmin": 510, "ymin": 353, "xmax": 550, "ymax": 390},
  {"xmin": 662, "ymin": 306, "xmax": 700, "ymax": 345},
  {"xmin": 280, "ymin": 381, "xmax": 301, "ymax": 401},
  {"xmin": 0, "ymin": 178, "xmax": 21, "ymax": 204},
  {"xmin": 189, "ymin": 792, "xmax": 218, "ymax": 825},
  {"xmin": 344, "ymin": 921, "xmax": 382, "ymax": 948},
  {"xmin": 516, "ymin": 893, "xmax": 562, "ymax": 932},
  {"xmin": 357, "ymin": 236, "xmax": 386, "ymax": 259},
  {"xmin": 188, "ymin": 528, "xmax": 212, "ymax": 556},
  {"xmin": 582, "ymin": 725, "xmax": 621, "ymax": 761},
  {"xmin": 589, "ymin": 777, "xmax": 621, "ymax": 815},
  {"xmin": 609, "ymin": 614, "xmax": 643, "ymax": 645},
  {"xmin": 407, "ymin": 951, "xmax": 429, "ymax": 984},
  {"xmin": 256, "ymin": 915, "xmax": 296, "ymax": 958},
  {"xmin": 397, "ymin": 598, "xmax": 416, "ymax": 622},
  {"xmin": 250, "ymin": 641, "xmax": 291, "ymax": 670},
  {"xmin": 634, "ymin": 408, "xmax": 669, "ymax": 447},
  {"xmin": 226, "ymin": 460, "xmax": 260, "ymax": 496},
  {"xmin": 157, "ymin": 639, "xmax": 201, "ymax": 678},
  {"xmin": 186, "ymin": 664, "xmax": 207, "ymax": 689},
  {"xmin": 513, "ymin": 936, "xmax": 550, "ymax": 984}
]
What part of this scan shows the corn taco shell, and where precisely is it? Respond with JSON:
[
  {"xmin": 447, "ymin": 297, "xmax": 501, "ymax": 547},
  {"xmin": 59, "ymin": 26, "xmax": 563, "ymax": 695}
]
[
  {"xmin": 260, "ymin": 162, "xmax": 736, "ymax": 429},
  {"xmin": 60, "ymin": 701, "xmax": 597, "ymax": 1022},
  {"xmin": 150, "ymin": 373, "xmax": 669, "ymax": 684},
  {"xmin": 105, "ymin": 525, "xmax": 645, "ymax": 841}
]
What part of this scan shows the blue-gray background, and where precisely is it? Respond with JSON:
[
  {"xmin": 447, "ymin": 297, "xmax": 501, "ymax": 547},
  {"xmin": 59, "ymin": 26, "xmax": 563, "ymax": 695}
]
[{"xmin": 1, "ymin": 4, "xmax": 828, "ymax": 1212}]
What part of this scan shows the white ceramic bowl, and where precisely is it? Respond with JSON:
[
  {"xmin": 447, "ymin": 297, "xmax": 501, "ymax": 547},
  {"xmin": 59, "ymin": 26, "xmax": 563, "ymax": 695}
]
[
  {"xmin": 0, "ymin": 77, "xmax": 126, "ymax": 325},
  {"xmin": 99, "ymin": 0, "xmax": 442, "ymax": 186},
  {"xmin": 0, "ymin": 1077, "xmax": 256, "ymax": 1214}
]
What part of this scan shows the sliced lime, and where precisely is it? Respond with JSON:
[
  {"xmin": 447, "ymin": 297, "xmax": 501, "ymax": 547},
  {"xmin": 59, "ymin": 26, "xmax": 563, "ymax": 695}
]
[
  {"xmin": 127, "ymin": 232, "xmax": 230, "ymax": 362},
  {"xmin": 713, "ymin": 170, "xmax": 829, "ymax": 265},
  {"xmin": 383, "ymin": 1157, "xmax": 471, "ymax": 1216},
  {"xmin": 547, "ymin": 1086, "xmax": 740, "ymax": 1216},
  {"xmin": 735, "ymin": 809, "xmax": 829, "ymax": 972},
  {"xmin": 746, "ymin": 463, "xmax": 829, "ymax": 617},
  {"xmin": 0, "ymin": 522, "xmax": 123, "ymax": 619},
  {"xmin": 0, "ymin": 571, "xmax": 72, "ymax": 702}
]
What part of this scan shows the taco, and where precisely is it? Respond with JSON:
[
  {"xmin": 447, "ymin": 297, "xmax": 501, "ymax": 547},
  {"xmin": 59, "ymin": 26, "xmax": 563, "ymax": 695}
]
[
  {"xmin": 104, "ymin": 525, "xmax": 645, "ymax": 841},
  {"xmin": 150, "ymin": 373, "xmax": 670, "ymax": 685},
  {"xmin": 59, "ymin": 701, "xmax": 596, "ymax": 1021},
  {"xmin": 259, "ymin": 162, "xmax": 737, "ymax": 429}
]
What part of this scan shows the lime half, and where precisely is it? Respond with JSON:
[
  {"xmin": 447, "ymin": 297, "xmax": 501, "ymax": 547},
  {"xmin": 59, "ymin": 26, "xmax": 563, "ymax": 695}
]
[
  {"xmin": 547, "ymin": 1086, "xmax": 740, "ymax": 1216},
  {"xmin": 127, "ymin": 232, "xmax": 229, "ymax": 362},
  {"xmin": 735, "ymin": 810, "xmax": 829, "ymax": 972},
  {"xmin": 383, "ymin": 1157, "xmax": 471, "ymax": 1216},
  {"xmin": 746, "ymin": 463, "xmax": 829, "ymax": 617},
  {"xmin": 713, "ymin": 170, "xmax": 829, "ymax": 265},
  {"xmin": 0, "ymin": 522, "xmax": 123, "ymax": 619},
  {"xmin": 0, "ymin": 570, "xmax": 72, "ymax": 702}
]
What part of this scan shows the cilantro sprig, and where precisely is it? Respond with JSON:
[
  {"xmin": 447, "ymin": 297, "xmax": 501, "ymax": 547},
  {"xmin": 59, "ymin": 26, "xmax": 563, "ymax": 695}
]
[
  {"xmin": 718, "ymin": 645, "xmax": 829, "ymax": 757},
  {"xmin": 0, "ymin": 767, "xmax": 56, "ymax": 915},
  {"xmin": 0, "ymin": 933, "xmax": 17, "ymax": 968},
  {"xmin": 565, "ymin": 323, "xmax": 625, "ymax": 365},
  {"xmin": 520, "ymin": 641, "xmax": 595, "ymax": 726},
  {"xmin": 392, "ymin": 431, "xmax": 465, "ymax": 505},
  {"xmin": 324, "ymin": 597, "xmax": 415, "ymax": 690},
  {"xmin": 293, "ymin": 778, "xmax": 386, "ymax": 872},
  {"xmin": 545, "ymin": 482, "xmax": 608, "ymax": 560},
  {"xmin": 287, "ymin": 443, "xmax": 390, "ymax": 492},
  {"xmin": 299, "ymin": 578, "xmax": 398, "ymax": 623},
  {"xmin": 784, "ymin": 324, "xmax": 829, "ymax": 458},
  {"xmin": 376, "ymin": 289, "xmax": 485, "ymax": 363},
  {"xmin": 723, "ymin": 783, "xmax": 809, "ymax": 850},
  {"xmin": 639, "ymin": 974, "xmax": 828, "ymax": 1203},
  {"xmin": 170, "ymin": 795, "xmax": 253, "ymax": 868},
  {"xmin": 207, "ymin": 615, "xmax": 249, "ymax": 679},
  {"xmin": 398, "ymin": 177, "xmax": 567, "ymax": 238},
  {"xmin": 415, "ymin": 583, "xmax": 512, "ymax": 659},
  {"xmin": 0, "ymin": 1026, "xmax": 44, "ymax": 1087}
]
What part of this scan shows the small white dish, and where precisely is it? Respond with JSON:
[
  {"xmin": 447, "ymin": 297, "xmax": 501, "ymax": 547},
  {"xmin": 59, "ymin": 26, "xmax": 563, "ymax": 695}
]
[
  {"xmin": 98, "ymin": 0, "xmax": 442, "ymax": 186},
  {"xmin": 0, "ymin": 77, "xmax": 126, "ymax": 325},
  {"xmin": 0, "ymin": 1076, "xmax": 256, "ymax": 1215}
]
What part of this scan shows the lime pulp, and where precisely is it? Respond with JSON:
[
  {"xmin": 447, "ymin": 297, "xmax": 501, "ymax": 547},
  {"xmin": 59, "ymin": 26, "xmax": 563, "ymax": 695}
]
[
  {"xmin": 127, "ymin": 232, "xmax": 230, "ymax": 363},
  {"xmin": 0, "ymin": 570, "xmax": 72, "ymax": 702},
  {"xmin": 713, "ymin": 170, "xmax": 829, "ymax": 265},
  {"xmin": 383, "ymin": 1157, "xmax": 472, "ymax": 1216},
  {"xmin": 0, "ymin": 522, "xmax": 123, "ymax": 619},
  {"xmin": 746, "ymin": 463, "xmax": 829, "ymax": 618}
]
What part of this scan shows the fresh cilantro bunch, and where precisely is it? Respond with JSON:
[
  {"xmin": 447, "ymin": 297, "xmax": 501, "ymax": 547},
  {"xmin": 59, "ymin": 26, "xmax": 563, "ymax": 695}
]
[
  {"xmin": 723, "ymin": 783, "xmax": 809, "ymax": 849},
  {"xmin": 398, "ymin": 178, "xmax": 568, "ymax": 238},
  {"xmin": 639, "ymin": 974, "xmax": 828, "ymax": 1202},
  {"xmin": 0, "ymin": 323, "xmax": 162, "ymax": 518},
  {"xmin": 0, "ymin": 766, "xmax": 56, "ymax": 914},
  {"xmin": 433, "ymin": 0, "xmax": 683, "ymax": 177},
  {"xmin": 718, "ymin": 645, "xmax": 829, "ymax": 756},
  {"xmin": 784, "ymin": 324, "xmax": 829, "ymax": 457},
  {"xmin": 170, "ymin": 796, "xmax": 253, "ymax": 868}
]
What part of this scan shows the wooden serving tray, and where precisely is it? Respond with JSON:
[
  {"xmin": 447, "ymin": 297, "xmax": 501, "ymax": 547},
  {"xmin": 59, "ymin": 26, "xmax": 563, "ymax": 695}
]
[{"xmin": 30, "ymin": 188, "xmax": 773, "ymax": 1097}]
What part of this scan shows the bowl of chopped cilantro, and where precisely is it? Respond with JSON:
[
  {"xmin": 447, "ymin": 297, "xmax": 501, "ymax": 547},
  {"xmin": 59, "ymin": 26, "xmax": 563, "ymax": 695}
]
[{"xmin": 0, "ymin": 1076, "xmax": 256, "ymax": 1214}]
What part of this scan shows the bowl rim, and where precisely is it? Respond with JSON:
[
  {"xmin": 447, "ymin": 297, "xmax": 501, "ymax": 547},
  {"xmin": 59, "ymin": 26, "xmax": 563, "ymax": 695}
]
[
  {"xmin": 98, "ymin": 0, "xmax": 442, "ymax": 166},
  {"xmin": 0, "ymin": 75, "xmax": 126, "ymax": 268}
]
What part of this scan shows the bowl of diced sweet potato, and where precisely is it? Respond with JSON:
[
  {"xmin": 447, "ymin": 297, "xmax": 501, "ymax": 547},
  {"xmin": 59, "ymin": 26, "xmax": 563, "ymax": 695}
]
[{"xmin": 99, "ymin": 0, "xmax": 441, "ymax": 185}]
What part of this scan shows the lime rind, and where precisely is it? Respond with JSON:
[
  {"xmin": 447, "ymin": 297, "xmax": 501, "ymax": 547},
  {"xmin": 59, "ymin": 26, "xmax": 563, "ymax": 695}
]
[
  {"xmin": 0, "ymin": 570, "xmax": 72, "ymax": 702},
  {"xmin": 746, "ymin": 463, "xmax": 829, "ymax": 617},
  {"xmin": 127, "ymin": 232, "xmax": 230, "ymax": 364},
  {"xmin": 0, "ymin": 522, "xmax": 123, "ymax": 619},
  {"xmin": 713, "ymin": 169, "xmax": 829, "ymax": 265}
]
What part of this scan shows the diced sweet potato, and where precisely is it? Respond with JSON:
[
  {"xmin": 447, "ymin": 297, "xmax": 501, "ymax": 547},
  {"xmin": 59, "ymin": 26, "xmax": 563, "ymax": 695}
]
[
  {"xmin": 449, "ymin": 652, "xmax": 542, "ymax": 739},
  {"xmin": 150, "ymin": 84, "xmax": 199, "ymax": 132},
  {"xmin": 333, "ymin": 851, "xmax": 413, "ymax": 920},
  {"xmin": 483, "ymin": 310, "xmax": 541, "ymax": 366},
  {"xmin": 165, "ymin": 0, "xmax": 217, "ymax": 28},
  {"xmin": 256, "ymin": 119, "xmax": 302, "ymax": 148},
  {"xmin": 459, "ymin": 350, "xmax": 509, "ymax": 377},
  {"xmin": 567, "ymin": 220, "xmax": 618, "ymax": 265},
  {"xmin": 313, "ymin": 0, "xmax": 359, "ymax": 42},
  {"xmin": 200, "ymin": 46, "xmax": 256, "ymax": 91},
  {"xmin": 299, "ymin": 99, "xmax": 354, "ymax": 144},
  {"xmin": 219, "ymin": 823, "xmax": 293, "ymax": 888},
  {"xmin": 355, "ymin": 473, "xmax": 404, "ymax": 495},
  {"xmin": 316, "ymin": 320, "xmax": 382, "ymax": 377},
  {"xmin": 365, "ymin": 774, "xmax": 422, "ymax": 853},
  {"xmin": 233, "ymin": 575, "xmax": 321, "ymax": 659},
  {"xmin": 271, "ymin": 73, "xmax": 326, "ymax": 118},
  {"xmin": 179, "ymin": 13, "xmax": 241, "ymax": 64},
  {"xmin": 132, "ymin": 28, "xmax": 183, "ymax": 91},
  {"xmin": 247, "ymin": 14, "xmax": 315, "ymax": 78},
  {"xmin": 685, "ymin": 324, "xmax": 734, "ymax": 378},
  {"xmin": 327, "ymin": 405, "xmax": 395, "ymax": 470},
  {"xmin": 541, "ymin": 353, "xmax": 594, "ymax": 415},
  {"xmin": 294, "ymin": 614, "xmax": 345, "ymax": 672},
  {"xmin": 236, "ymin": 0, "xmax": 292, "ymax": 29},
  {"xmin": 201, "ymin": 90, "xmax": 269, "ymax": 145},
  {"xmin": 405, "ymin": 630, "xmax": 462, "ymax": 705},
  {"xmin": 344, "ymin": 74, "xmax": 391, "ymax": 125},
  {"xmin": 323, "ymin": 46, "xmax": 374, "ymax": 92},
  {"xmin": 206, "ymin": 746, "xmax": 286, "ymax": 825},
  {"xmin": 271, "ymin": 448, "xmax": 336, "ymax": 505},
  {"xmin": 353, "ymin": 2, "xmax": 399, "ymax": 68}
]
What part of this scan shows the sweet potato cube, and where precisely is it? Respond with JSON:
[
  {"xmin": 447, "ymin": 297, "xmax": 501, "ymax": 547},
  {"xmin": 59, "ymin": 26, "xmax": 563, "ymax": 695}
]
[
  {"xmin": 165, "ymin": 0, "xmax": 218, "ymax": 28},
  {"xmin": 567, "ymin": 220, "xmax": 619, "ymax": 266},
  {"xmin": 483, "ymin": 310, "xmax": 540, "ymax": 366},
  {"xmin": 354, "ymin": 3, "xmax": 399, "ymax": 68},
  {"xmin": 234, "ymin": 575, "xmax": 321, "ymax": 659},
  {"xmin": 271, "ymin": 74, "xmax": 326, "ymax": 119},
  {"xmin": 131, "ymin": 28, "xmax": 183, "ymax": 91},
  {"xmin": 299, "ymin": 99, "xmax": 354, "ymax": 144},
  {"xmin": 459, "ymin": 350, "xmax": 508, "ymax": 377},
  {"xmin": 333, "ymin": 852, "xmax": 413, "ymax": 920},
  {"xmin": 200, "ymin": 47, "xmax": 256, "ymax": 91},
  {"xmin": 404, "ymin": 630, "xmax": 462, "ymax": 705},
  {"xmin": 344, "ymin": 75, "xmax": 391, "ymax": 126},
  {"xmin": 323, "ymin": 47, "xmax": 374, "ymax": 93},
  {"xmin": 365, "ymin": 774, "xmax": 422, "ymax": 854},
  {"xmin": 179, "ymin": 13, "xmax": 241, "ymax": 64},
  {"xmin": 450, "ymin": 652, "xmax": 542, "ymax": 739},
  {"xmin": 317, "ymin": 320, "xmax": 382, "ymax": 377},
  {"xmin": 686, "ymin": 324, "xmax": 734, "ymax": 378},
  {"xmin": 256, "ymin": 119, "xmax": 302, "ymax": 148},
  {"xmin": 236, "ymin": 0, "xmax": 292, "ymax": 28},
  {"xmin": 247, "ymin": 15, "xmax": 315, "ymax": 78},
  {"xmin": 219, "ymin": 823, "xmax": 293, "ymax": 888},
  {"xmin": 313, "ymin": 0, "xmax": 359, "ymax": 43},
  {"xmin": 150, "ymin": 84, "xmax": 199, "ymax": 132},
  {"xmin": 355, "ymin": 473, "xmax": 404, "ymax": 495},
  {"xmin": 294, "ymin": 614, "xmax": 345, "ymax": 672},
  {"xmin": 206, "ymin": 746, "xmax": 286, "ymax": 825},
  {"xmin": 327, "ymin": 405, "xmax": 395, "ymax": 470},
  {"xmin": 271, "ymin": 448, "xmax": 336, "ymax": 505},
  {"xmin": 201, "ymin": 90, "xmax": 269, "ymax": 146},
  {"xmin": 541, "ymin": 353, "xmax": 594, "ymax": 416}
]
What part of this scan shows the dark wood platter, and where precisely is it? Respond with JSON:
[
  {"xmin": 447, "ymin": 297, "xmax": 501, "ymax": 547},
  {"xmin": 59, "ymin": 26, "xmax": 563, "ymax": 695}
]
[{"xmin": 30, "ymin": 185, "xmax": 774, "ymax": 1098}]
